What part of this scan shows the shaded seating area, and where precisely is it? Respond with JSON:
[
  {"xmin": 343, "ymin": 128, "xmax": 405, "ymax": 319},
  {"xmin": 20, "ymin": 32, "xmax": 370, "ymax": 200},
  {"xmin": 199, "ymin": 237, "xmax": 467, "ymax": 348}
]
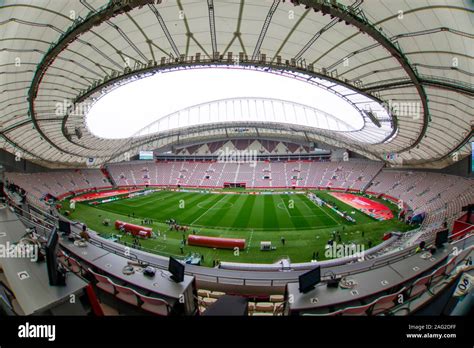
[
  {"xmin": 87, "ymin": 267, "xmax": 171, "ymax": 316},
  {"xmin": 301, "ymin": 245, "xmax": 474, "ymax": 316},
  {"xmin": 197, "ymin": 289, "xmax": 285, "ymax": 316}
]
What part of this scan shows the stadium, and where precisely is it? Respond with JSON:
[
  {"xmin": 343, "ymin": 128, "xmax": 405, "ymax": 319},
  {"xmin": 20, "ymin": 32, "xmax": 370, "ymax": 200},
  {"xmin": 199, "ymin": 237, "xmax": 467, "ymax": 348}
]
[{"xmin": 0, "ymin": 0, "xmax": 473, "ymax": 334}]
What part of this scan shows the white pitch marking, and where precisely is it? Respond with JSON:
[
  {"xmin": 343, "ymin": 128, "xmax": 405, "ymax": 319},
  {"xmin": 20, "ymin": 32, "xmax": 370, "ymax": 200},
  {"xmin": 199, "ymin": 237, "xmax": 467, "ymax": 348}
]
[
  {"xmin": 190, "ymin": 194, "xmax": 228, "ymax": 225},
  {"xmin": 302, "ymin": 196, "xmax": 340, "ymax": 224},
  {"xmin": 278, "ymin": 195, "xmax": 293, "ymax": 217},
  {"xmin": 133, "ymin": 192, "xmax": 176, "ymax": 207},
  {"xmin": 276, "ymin": 202, "xmax": 326, "ymax": 218},
  {"xmin": 247, "ymin": 229, "xmax": 254, "ymax": 254}
]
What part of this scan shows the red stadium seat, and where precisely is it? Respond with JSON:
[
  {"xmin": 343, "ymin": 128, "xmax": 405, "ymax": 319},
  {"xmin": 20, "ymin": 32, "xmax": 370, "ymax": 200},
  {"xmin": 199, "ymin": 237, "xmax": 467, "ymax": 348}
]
[
  {"xmin": 445, "ymin": 255, "xmax": 458, "ymax": 275},
  {"xmin": 113, "ymin": 283, "xmax": 141, "ymax": 306},
  {"xmin": 138, "ymin": 294, "xmax": 170, "ymax": 316},
  {"xmin": 429, "ymin": 264, "xmax": 448, "ymax": 285},
  {"xmin": 67, "ymin": 257, "xmax": 84, "ymax": 276},
  {"xmin": 88, "ymin": 268, "xmax": 116, "ymax": 296},
  {"xmin": 406, "ymin": 274, "xmax": 431, "ymax": 299},
  {"xmin": 302, "ymin": 308, "xmax": 344, "ymax": 316},
  {"xmin": 340, "ymin": 301, "xmax": 376, "ymax": 316},
  {"xmin": 371, "ymin": 287, "xmax": 406, "ymax": 315},
  {"xmin": 57, "ymin": 250, "xmax": 69, "ymax": 268}
]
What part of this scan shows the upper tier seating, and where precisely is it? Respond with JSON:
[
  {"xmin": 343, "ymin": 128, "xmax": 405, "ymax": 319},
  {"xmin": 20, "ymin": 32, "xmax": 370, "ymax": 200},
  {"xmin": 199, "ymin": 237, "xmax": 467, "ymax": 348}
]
[
  {"xmin": 106, "ymin": 160, "xmax": 383, "ymax": 190},
  {"xmin": 5, "ymin": 161, "xmax": 472, "ymax": 240}
]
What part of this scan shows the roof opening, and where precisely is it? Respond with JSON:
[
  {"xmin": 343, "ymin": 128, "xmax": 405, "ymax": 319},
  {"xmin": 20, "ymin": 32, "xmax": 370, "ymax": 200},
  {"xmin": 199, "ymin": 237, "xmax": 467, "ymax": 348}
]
[{"xmin": 85, "ymin": 66, "xmax": 364, "ymax": 139}]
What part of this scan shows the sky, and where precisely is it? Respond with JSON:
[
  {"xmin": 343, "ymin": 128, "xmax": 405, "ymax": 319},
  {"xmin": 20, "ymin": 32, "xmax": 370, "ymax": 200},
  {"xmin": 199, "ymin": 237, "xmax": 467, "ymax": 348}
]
[{"xmin": 85, "ymin": 67, "xmax": 362, "ymax": 139}]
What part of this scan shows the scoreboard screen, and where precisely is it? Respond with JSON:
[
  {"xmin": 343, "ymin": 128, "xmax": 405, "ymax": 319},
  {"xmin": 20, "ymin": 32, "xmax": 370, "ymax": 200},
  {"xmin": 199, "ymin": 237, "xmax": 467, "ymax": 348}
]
[{"xmin": 139, "ymin": 151, "xmax": 153, "ymax": 160}]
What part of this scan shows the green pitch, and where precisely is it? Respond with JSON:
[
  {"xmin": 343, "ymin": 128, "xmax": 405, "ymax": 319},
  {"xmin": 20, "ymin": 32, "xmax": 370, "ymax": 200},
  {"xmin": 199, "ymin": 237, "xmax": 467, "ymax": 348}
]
[
  {"xmin": 62, "ymin": 190, "xmax": 414, "ymax": 266},
  {"xmin": 96, "ymin": 191, "xmax": 341, "ymax": 230}
]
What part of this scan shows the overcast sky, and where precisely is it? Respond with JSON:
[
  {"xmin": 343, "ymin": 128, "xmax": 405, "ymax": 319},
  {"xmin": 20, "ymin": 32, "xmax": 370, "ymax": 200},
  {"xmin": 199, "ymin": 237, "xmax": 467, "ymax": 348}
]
[{"xmin": 85, "ymin": 67, "xmax": 361, "ymax": 139}]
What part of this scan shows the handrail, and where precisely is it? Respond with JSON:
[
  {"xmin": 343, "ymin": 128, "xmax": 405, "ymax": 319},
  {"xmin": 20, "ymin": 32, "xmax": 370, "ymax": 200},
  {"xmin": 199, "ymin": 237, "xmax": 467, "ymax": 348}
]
[
  {"xmin": 3, "ymin": 194, "xmax": 56, "ymax": 233},
  {"xmin": 450, "ymin": 223, "xmax": 474, "ymax": 241}
]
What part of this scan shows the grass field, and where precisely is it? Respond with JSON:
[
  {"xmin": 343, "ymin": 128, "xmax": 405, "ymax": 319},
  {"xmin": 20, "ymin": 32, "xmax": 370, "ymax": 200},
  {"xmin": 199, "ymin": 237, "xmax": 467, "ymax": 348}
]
[
  {"xmin": 62, "ymin": 189, "xmax": 414, "ymax": 266},
  {"xmin": 96, "ymin": 191, "xmax": 342, "ymax": 230}
]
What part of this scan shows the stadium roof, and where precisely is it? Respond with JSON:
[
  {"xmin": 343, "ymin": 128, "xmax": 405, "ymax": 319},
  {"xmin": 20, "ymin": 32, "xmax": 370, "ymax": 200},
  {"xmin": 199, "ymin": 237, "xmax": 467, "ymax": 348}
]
[{"xmin": 0, "ymin": 0, "xmax": 472, "ymax": 168}]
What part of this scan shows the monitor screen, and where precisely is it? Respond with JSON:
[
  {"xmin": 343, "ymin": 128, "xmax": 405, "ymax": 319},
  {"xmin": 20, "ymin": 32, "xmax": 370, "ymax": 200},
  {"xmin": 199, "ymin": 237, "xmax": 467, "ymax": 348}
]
[
  {"xmin": 139, "ymin": 150, "xmax": 154, "ymax": 160},
  {"xmin": 435, "ymin": 229, "xmax": 449, "ymax": 248},
  {"xmin": 298, "ymin": 266, "xmax": 321, "ymax": 293},
  {"xmin": 58, "ymin": 220, "xmax": 71, "ymax": 235},
  {"xmin": 45, "ymin": 227, "xmax": 65, "ymax": 286},
  {"xmin": 168, "ymin": 257, "xmax": 184, "ymax": 283}
]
